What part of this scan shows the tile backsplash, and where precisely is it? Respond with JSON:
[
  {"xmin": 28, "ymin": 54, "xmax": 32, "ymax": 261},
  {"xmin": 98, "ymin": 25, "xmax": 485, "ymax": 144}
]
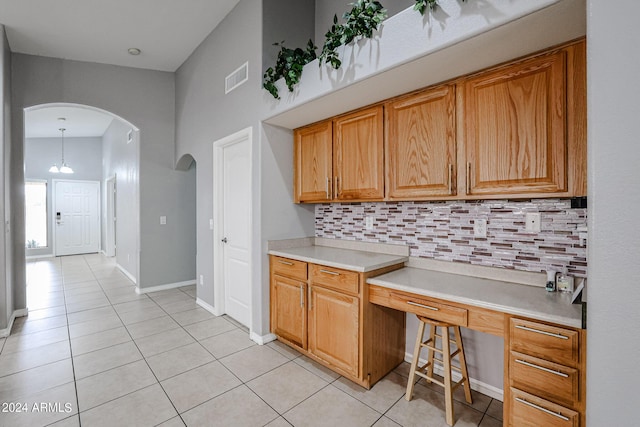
[{"xmin": 315, "ymin": 199, "xmax": 587, "ymax": 278}]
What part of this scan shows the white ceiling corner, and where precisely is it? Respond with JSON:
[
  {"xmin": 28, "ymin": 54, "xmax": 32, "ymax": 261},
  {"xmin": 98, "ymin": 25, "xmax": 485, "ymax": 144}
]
[{"xmin": 0, "ymin": 0, "xmax": 241, "ymax": 72}]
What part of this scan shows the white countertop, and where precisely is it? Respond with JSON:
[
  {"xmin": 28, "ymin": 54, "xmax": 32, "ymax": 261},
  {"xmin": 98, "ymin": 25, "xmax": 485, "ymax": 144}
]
[
  {"xmin": 367, "ymin": 267, "xmax": 583, "ymax": 328},
  {"xmin": 268, "ymin": 246, "xmax": 408, "ymax": 272}
]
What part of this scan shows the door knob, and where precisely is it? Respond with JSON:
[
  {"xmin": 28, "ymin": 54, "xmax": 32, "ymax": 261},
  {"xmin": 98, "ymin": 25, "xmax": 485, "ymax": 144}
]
[{"xmin": 221, "ymin": 237, "xmax": 228, "ymax": 243}]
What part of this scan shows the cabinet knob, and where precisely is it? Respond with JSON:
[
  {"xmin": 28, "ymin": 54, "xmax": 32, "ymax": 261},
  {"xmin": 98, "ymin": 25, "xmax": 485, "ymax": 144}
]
[{"xmin": 221, "ymin": 237, "xmax": 228, "ymax": 243}]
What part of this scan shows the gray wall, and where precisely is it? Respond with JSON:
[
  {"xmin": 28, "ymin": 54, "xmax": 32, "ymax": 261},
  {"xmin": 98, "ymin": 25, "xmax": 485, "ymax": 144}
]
[
  {"xmin": 262, "ymin": 0, "xmax": 316, "ymax": 73},
  {"xmin": 0, "ymin": 24, "xmax": 14, "ymax": 332},
  {"xmin": 587, "ymin": 0, "xmax": 640, "ymax": 423},
  {"xmin": 11, "ymin": 54, "xmax": 194, "ymax": 293},
  {"xmin": 24, "ymin": 136, "xmax": 103, "ymax": 258},
  {"xmin": 101, "ymin": 120, "xmax": 140, "ymax": 279},
  {"xmin": 176, "ymin": 0, "xmax": 314, "ymax": 336},
  {"xmin": 314, "ymin": 0, "xmax": 414, "ymax": 49},
  {"xmin": 175, "ymin": 0, "xmax": 263, "ymax": 316}
]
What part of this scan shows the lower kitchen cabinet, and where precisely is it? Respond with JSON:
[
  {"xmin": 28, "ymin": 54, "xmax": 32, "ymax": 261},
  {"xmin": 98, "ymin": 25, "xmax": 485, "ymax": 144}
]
[
  {"xmin": 269, "ymin": 255, "xmax": 405, "ymax": 388},
  {"xmin": 506, "ymin": 317, "xmax": 586, "ymax": 426},
  {"xmin": 308, "ymin": 285, "xmax": 359, "ymax": 377},
  {"xmin": 271, "ymin": 274, "xmax": 307, "ymax": 349}
]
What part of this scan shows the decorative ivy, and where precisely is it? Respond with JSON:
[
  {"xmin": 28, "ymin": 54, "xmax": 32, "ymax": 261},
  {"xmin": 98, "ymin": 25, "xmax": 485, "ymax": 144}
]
[
  {"xmin": 318, "ymin": 0, "xmax": 387, "ymax": 70},
  {"xmin": 263, "ymin": 39, "xmax": 317, "ymax": 99},
  {"xmin": 262, "ymin": 0, "xmax": 471, "ymax": 99}
]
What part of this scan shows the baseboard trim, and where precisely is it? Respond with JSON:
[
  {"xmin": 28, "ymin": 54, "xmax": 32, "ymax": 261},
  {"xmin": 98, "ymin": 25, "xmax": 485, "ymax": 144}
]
[
  {"xmin": 116, "ymin": 264, "xmax": 137, "ymax": 284},
  {"xmin": 250, "ymin": 332, "xmax": 277, "ymax": 345},
  {"xmin": 135, "ymin": 280, "xmax": 196, "ymax": 295},
  {"xmin": 26, "ymin": 254, "xmax": 54, "ymax": 260},
  {"xmin": 0, "ymin": 308, "xmax": 29, "ymax": 338},
  {"xmin": 405, "ymin": 352, "xmax": 504, "ymax": 402},
  {"xmin": 196, "ymin": 298, "xmax": 216, "ymax": 315}
]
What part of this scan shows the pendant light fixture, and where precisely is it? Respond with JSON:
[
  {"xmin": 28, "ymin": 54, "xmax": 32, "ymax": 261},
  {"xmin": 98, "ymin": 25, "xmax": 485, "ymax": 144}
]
[{"xmin": 50, "ymin": 127, "xmax": 74, "ymax": 174}]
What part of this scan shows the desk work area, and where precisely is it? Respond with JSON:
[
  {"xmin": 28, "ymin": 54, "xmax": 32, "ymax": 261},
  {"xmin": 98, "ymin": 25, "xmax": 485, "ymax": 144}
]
[{"xmin": 268, "ymin": 239, "xmax": 586, "ymax": 427}]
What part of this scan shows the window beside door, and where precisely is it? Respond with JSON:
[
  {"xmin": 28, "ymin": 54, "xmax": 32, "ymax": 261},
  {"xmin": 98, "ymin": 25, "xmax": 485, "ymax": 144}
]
[{"xmin": 25, "ymin": 181, "xmax": 48, "ymax": 248}]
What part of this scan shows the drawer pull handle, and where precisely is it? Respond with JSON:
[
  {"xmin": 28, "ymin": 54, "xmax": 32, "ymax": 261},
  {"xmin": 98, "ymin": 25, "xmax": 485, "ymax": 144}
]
[
  {"xmin": 515, "ymin": 397, "xmax": 570, "ymax": 421},
  {"xmin": 515, "ymin": 359, "xmax": 569, "ymax": 378},
  {"xmin": 515, "ymin": 325, "xmax": 569, "ymax": 340},
  {"xmin": 319, "ymin": 269, "xmax": 340, "ymax": 276},
  {"xmin": 278, "ymin": 260, "xmax": 294, "ymax": 266},
  {"xmin": 300, "ymin": 284, "xmax": 304, "ymax": 308},
  {"xmin": 407, "ymin": 301, "xmax": 439, "ymax": 311}
]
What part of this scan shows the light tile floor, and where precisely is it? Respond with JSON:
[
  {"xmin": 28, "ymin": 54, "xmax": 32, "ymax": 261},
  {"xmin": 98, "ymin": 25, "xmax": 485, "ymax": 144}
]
[{"xmin": 0, "ymin": 254, "xmax": 504, "ymax": 426}]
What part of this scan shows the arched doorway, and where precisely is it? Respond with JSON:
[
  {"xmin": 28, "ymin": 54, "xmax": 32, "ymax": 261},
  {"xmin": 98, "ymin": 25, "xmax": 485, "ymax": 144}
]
[{"xmin": 23, "ymin": 103, "xmax": 141, "ymax": 302}]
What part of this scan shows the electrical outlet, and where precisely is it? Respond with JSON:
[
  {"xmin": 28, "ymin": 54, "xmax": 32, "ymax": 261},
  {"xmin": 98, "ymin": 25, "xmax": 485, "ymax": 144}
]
[
  {"xmin": 160, "ymin": 215, "xmax": 167, "ymax": 225},
  {"xmin": 365, "ymin": 216, "xmax": 374, "ymax": 231},
  {"xmin": 474, "ymin": 218, "xmax": 487, "ymax": 238},
  {"xmin": 525, "ymin": 213, "xmax": 541, "ymax": 233},
  {"xmin": 199, "ymin": 275, "xmax": 204, "ymax": 286}
]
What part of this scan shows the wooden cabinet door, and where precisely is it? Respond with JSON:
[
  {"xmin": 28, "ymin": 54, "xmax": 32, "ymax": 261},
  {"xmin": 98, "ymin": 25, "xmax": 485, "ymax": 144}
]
[
  {"xmin": 294, "ymin": 121, "xmax": 333, "ymax": 203},
  {"xmin": 271, "ymin": 274, "xmax": 307, "ymax": 349},
  {"xmin": 333, "ymin": 106, "xmax": 384, "ymax": 200},
  {"xmin": 308, "ymin": 285, "xmax": 359, "ymax": 377},
  {"xmin": 386, "ymin": 85, "xmax": 456, "ymax": 199},
  {"xmin": 463, "ymin": 51, "xmax": 567, "ymax": 196}
]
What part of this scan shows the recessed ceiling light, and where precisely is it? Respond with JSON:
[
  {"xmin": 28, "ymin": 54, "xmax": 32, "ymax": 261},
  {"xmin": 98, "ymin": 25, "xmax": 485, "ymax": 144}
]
[{"xmin": 128, "ymin": 48, "xmax": 141, "ymax": 56}]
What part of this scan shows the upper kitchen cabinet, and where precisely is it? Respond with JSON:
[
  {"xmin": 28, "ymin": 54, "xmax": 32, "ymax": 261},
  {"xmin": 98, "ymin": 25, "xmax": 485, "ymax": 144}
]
[
  {"xmin": 292, "ymin": 39, "xmax": 586, "ymax": 204},
  {"xmin": 386, "ymin": 85, "xmax": 456, "ymax": 200},
  {"xmin": 333, "ymin": 106, "xmax": 385, "ymax": 201},
  {"xmin": 294, "ymin": 121, "xmax": 333, "ymax": 203},
  {"xmin": 461, "ymin": 40, "xmax": 586, "ymax": 197}
]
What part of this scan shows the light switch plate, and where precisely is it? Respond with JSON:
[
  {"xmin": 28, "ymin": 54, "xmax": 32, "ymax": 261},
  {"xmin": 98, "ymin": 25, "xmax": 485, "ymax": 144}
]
[
  {"xmin": 209, "ymin": 219, "xmax": 214, "ymax": 230},
  {"xmin": 473, "ymin": 218, "xmax": 487, "ymax": 238},
  {"xmin": 160, "ymin": 216, "xmax": 167, "ymax": 225},
  {"xmin": 525, "ymin": 213, "xmax": 541, "ymax": 232},
  {"xmin": 365, "ymin": 216, "xmax": 374, "ymax": 231}
]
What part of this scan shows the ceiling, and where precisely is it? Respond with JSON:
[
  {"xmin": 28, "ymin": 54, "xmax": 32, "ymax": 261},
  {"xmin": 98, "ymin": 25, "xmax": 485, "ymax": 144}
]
[
  {"xmin": 25, "ymin": 107, "xmax": 115, "ymax": 138},
  {"xmin": 0, "ymin": 0, "xmax": 240, "ymax": 72}
]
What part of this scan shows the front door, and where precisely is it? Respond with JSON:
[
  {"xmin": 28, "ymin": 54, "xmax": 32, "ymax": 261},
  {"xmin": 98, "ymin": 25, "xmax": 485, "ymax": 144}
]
[
  {"xmin": 54, "ymin": 180, "xmax": 100, "ymax": 256},
  {"xmin": 214, "ymin": 128, "xmax": 252, "ymax": 328}
]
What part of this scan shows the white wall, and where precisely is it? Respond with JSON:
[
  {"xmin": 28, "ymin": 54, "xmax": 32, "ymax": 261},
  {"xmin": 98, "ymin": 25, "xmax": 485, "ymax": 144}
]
[
  {"xmin": 586, "ymin": 0, "xmax": 640, "ymax": 423},
  {"xmin": 24, "ymin": 136, "xmax": 103, "ymax": 258}
]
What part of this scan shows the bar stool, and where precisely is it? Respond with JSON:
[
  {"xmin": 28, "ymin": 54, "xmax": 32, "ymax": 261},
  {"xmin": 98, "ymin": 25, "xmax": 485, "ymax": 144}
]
[{"xmin": 405, "ymin": 315, "xmax": 473, "ymax": 426}]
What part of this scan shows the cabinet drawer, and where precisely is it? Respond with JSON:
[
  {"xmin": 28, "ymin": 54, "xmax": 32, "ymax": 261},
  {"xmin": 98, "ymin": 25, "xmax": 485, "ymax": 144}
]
[
  {"xmin": 510, "ymin": 318, "xmax": 579, "ymax": 366},
  {"xmin": 389, "ymin": 292, "xmax": 467, "ymax": 326},
  {"xmin": 510, "ymin": 388, "xmax": 579, "ymax": 427},
  {"xmin": 310, "ymin": 264, "xmax": 359, "ymax": 295},
  {"xmin": 271, "ymin": 256, "xmax": 307, "ymax": 281},
  {"xmin": 510, "ymin": 351, "xmax": 579, "ymax": 408}
]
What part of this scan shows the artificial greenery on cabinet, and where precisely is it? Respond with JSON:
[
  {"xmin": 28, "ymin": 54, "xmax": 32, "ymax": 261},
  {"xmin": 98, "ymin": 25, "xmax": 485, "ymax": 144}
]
[{"xmin": 262, "ymin": 0, "xmax": 464, "ymax": 99}]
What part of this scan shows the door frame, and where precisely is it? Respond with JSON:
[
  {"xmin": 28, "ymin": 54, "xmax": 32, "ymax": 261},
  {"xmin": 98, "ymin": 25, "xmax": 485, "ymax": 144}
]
[
  {"xmin": 212, "ymin": 127, "xmax": 253, "ymax": 321},
  {"xmin": 52, "ymin": 179, "xmax": 101, "ymax": 257},
  {"xmin": 105, "ymin": 175, "xmax": 117, "ymax": 257}
]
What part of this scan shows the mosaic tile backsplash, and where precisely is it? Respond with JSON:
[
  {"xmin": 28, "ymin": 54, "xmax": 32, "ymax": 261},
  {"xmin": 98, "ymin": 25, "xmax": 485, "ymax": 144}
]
[{"xmin": 315, "ymin": 199, "xmax": 587, "ymax": 278}]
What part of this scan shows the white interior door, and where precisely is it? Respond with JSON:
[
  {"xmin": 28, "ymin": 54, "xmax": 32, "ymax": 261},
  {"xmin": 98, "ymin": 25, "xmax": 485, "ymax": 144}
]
[
  {"xmin": 54, "ymin": 180, "xmax": 100, "ymax": 256},
  {"xmin": 214, "ymin": 128, "xmax": 252, "ymax": 328}
]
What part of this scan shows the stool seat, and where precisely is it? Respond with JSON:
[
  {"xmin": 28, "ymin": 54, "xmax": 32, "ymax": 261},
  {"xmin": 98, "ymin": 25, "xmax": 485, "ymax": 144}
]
[{"xmin": 405, "ymin": 315, "xmax": 472, "ymax": 426}]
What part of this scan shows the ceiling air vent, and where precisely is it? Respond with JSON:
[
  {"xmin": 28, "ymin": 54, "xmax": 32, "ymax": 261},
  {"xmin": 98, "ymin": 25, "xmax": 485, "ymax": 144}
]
[{"xmin": 225, "ymin": 62, "xmax": 248, "ymax": 94}]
